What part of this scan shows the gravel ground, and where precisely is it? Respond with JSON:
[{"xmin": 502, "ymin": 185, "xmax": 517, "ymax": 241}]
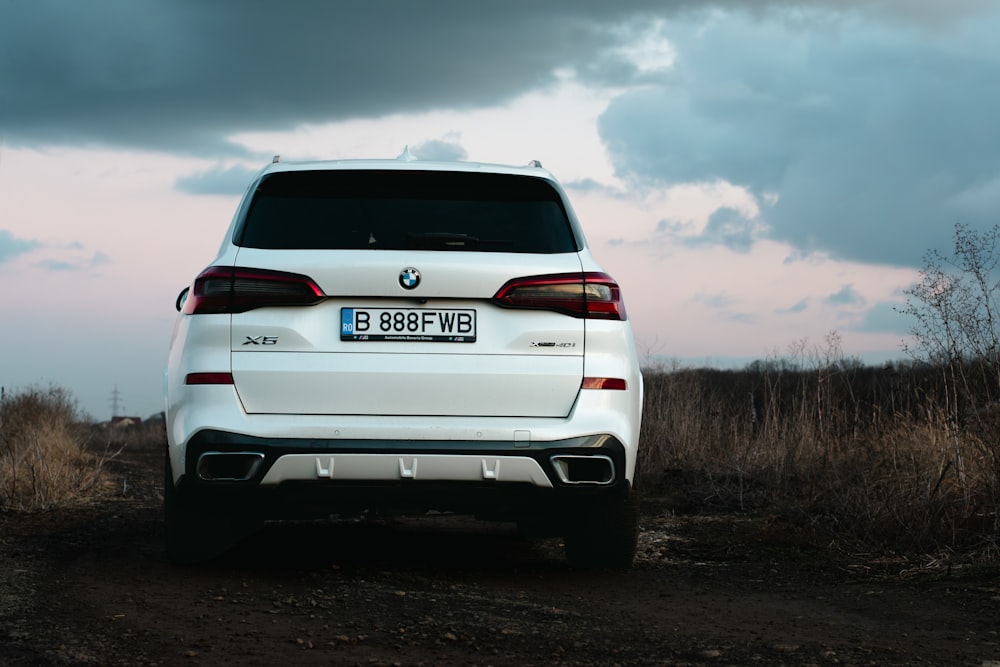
[{"xmin": 2, "ymin": 440, "xmax": 999, "ymax": 666}]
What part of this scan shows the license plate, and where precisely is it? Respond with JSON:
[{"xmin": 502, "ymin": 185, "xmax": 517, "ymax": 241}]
[{"xmin": 341, "ymin": 308, "xmax": 476, "ymax": 342}]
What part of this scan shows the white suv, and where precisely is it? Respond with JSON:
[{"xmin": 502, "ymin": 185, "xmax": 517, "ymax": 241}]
[{"xmin": 164, "ymin": 156, "xmax": 643, "ymax": 566}]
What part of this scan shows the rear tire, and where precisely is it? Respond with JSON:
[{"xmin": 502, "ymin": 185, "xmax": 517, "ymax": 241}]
[
  {"xmin": 164, "ymin": 451, "xmax": 256, "ymax": 564},
  {"xmin": 563, "ymin": 485, "xmax": 640, "ymax": 568}
]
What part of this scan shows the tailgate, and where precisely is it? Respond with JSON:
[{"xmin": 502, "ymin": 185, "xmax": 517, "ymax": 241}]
[{"xmin": 229, "ymin": 249, "xmax": 585, "ymax": 417}]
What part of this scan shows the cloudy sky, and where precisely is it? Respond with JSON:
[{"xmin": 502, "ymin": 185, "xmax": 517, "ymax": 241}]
[{"xmin": 2, "ymin": 0, "xmax": 998, "ymax": 419}]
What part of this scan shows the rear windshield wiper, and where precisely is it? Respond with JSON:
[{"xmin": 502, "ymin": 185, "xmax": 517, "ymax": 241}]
[{"xmin": 405, "ymin": 233, "xmax": 513, "ymax": 250}]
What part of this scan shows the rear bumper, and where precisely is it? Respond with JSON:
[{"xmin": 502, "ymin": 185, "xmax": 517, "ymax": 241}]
[
  {"xmin": 175, "ymin": 429, "xmax": 630, "ymax": 520},
  {"xmin": 183, "ymin": 429, "xmax": 626, "ymax": 488}
]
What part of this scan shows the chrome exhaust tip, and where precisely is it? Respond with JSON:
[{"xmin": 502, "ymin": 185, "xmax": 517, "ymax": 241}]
[
  {"xmin": 196, "ymin": 452, "xmax": 265, "ymax": 482},
  {"xmin": 550, "ymin": 454, "xmax": 615, "ymax": 485}
]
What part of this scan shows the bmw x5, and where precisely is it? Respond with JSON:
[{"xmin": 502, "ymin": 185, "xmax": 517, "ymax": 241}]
[{"xmin": 164, "ymin": 156, "xmax": 644, "ymax": 566}]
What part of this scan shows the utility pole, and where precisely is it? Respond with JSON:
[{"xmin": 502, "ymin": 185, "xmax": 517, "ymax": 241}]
[{"xmin": 109, "ymin": 385, "xmax": 125, "ymax": 418}]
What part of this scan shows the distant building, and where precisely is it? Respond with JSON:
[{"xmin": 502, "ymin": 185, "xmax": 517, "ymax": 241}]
[{"xmin": 111, "ymin": 416, "xmax": 142, "ymax": 427}]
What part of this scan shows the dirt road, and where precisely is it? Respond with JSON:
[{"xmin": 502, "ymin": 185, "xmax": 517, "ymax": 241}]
[{"xmin": 2, "ymin": 440, "xmax": 998, "ymax": 666}]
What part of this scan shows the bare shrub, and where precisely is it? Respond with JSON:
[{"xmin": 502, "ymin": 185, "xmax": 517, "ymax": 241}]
[
  {"xmin": 641, "ymin": 340, "xmax": 1000, "ymax": 557},
  {"xmin": 95, "ymin": 416, "xmax": 166, "ymax": 499},
  {"xmin": 0, "ymin": 385, "xmax": 115, "ymax": 510},
  {"xmin": 894, "ymin": 221, "xmax": 1000, "ymax": 551}
]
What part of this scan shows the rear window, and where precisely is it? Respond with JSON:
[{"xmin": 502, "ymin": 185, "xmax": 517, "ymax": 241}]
[{"xmin": 235, "ymin": 170, "xmax": 579, "ymax": 253}]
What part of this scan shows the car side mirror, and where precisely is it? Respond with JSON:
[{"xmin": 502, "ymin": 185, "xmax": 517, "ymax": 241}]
[{"xmin": 175, "ymin": 287, "xmax": 190, "ymax": 312}]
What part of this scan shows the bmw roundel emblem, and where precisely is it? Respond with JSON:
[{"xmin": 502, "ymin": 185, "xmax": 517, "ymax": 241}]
[{"xmin": 399, "ymin": 267, "xmax": 421, "ymax": 290}]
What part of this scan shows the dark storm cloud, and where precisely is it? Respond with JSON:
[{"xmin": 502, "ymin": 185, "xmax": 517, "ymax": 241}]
[
  {"xmin": 5, "ymin": 0, "xmax": 983, "ymax": 157},
  {"xmin": 5, "ymin": 1, "xmax": 997, "ymax": 273},
  {"xmin": 598, "ymin": 7, "xmax": 1000, "ymax": 269},
  {"xmin": 688, "ymin": 207, "xmax": 756, "ymax": 253},
  {"xmin": 0, "ymin": 0, "xmax": 699, "ymax": 155}
]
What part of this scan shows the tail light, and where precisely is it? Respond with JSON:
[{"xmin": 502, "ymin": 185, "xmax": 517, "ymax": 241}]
[
  {"xmin": 581, "ymin": 377, "xmax": 627, "ymax": 390},
  {"xmin": 492, "ymin": 272, "xmax": 626, "ymax": 320},
  {"xmin": 183, "ymin": 266, "xmax": 325, "ymax": 315}
]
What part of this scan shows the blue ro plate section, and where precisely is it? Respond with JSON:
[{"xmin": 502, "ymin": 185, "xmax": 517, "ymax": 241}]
[{"xmin": 341, "ymin": 307, "xmax": 476, "ymax": 342}]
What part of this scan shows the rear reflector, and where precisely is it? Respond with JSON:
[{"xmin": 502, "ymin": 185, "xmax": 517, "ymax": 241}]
[
  {"xmin": 581, "ymin": 377, "xmax": 627, "ymax": 390},
  {"xmin": 492, "ymin": 272, "xmax": 626, "ymax": 320},
  {"xmin": 183, "ymin": 266, "xmax": 325, "ymax": 314},
  {"xmin": 185, "ymin": 372, "xmax": 235, "ymax": 385}
]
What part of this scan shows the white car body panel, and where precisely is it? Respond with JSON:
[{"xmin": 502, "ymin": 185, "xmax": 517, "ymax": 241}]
[
  {"xmin": 165, "ymin": 379, "xmax": 641, "ymax": 487},
  {"xmin": 231, "ymin": 351, "xmax": 583, "ymax": 416},
  {"xmin": 226, "ymin": 249, "xmax": 589, "ymax": 417}
]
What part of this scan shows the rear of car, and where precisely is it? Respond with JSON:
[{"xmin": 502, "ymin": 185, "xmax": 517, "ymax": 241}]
[{"xmin": 164, "ymin": 158, "xmax": 643, "ymax": 566}]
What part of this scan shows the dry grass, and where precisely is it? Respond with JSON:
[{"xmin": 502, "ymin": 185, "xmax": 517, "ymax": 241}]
[
  {"xmin": 4, "ymin": 364, "xmax": 998, "ymax": 560},
  {"xmin": 0, "ymin": 385, "xmax": 119, "ymax": 511},
  {"xmin": 640, "ymin": 360, "xmax": 1000, "ymax": 558}
]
